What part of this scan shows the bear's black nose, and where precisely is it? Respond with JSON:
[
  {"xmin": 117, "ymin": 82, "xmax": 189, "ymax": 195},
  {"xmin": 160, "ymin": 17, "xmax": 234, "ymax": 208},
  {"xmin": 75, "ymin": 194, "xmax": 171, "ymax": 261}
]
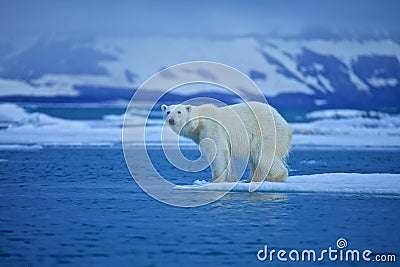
[{"xmin": 168, "ymin": 118, "xmax": 175, "ymax": 125}]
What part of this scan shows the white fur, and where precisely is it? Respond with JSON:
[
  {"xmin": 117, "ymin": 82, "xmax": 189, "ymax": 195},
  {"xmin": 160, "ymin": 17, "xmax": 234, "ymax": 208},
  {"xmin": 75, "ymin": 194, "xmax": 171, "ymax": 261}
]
[{"xmin": 161, "ymin": 102, "xmax": 292, "ymax": 182}]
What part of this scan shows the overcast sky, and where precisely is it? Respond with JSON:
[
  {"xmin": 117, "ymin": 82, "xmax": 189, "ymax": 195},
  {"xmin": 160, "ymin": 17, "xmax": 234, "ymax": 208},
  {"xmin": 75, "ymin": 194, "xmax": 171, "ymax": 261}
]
[{"xmin": 0, "ymin": 0, "xmax": 399, "ymax": 37}]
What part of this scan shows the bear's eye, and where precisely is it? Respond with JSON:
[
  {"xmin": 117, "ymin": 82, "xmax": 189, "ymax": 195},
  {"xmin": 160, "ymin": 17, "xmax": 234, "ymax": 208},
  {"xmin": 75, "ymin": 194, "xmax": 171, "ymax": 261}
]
[
  {"xmin": 177, "ymin": 111, "xmax": 181, "ymax": 114},
  {"xmin": 166, "ymin": 111, "xmax": 170, "ymax": 115}
]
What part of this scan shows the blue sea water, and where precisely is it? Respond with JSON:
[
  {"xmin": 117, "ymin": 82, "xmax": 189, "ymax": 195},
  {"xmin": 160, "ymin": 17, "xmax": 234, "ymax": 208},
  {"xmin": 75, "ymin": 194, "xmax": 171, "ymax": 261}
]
[{"xmin": 0, "ymin": 147, "xmax": 399, "ymax": 266}]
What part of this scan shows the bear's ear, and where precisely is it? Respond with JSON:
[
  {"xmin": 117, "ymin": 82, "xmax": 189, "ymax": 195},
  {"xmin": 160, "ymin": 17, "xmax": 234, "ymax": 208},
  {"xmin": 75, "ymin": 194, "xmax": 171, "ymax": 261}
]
[
  {"xmin": 186, "ymin": 105, "xmax": 192, "ymax": 113},
  {"xmin": 161, "ymin": 104, "xmax": 167, "ymax": 112}
]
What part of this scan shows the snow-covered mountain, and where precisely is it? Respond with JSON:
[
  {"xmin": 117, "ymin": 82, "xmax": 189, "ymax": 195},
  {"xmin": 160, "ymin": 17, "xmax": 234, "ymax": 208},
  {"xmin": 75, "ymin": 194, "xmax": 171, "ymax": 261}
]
[{"xmin": 0, "ymin": 36, "xmax": 399, "ymax": 110}]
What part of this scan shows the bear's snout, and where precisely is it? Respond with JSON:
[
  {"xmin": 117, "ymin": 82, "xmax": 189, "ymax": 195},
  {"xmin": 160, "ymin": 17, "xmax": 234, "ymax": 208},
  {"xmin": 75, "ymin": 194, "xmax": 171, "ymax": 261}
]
[{"xmin": 168, "ymin": 118, "xmax": 175, "ymax": 125}]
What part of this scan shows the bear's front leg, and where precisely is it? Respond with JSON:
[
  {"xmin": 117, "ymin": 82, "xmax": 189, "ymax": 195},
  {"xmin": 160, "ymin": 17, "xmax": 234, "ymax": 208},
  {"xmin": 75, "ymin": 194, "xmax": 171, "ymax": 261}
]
[
  {"xmin": 199, "ymin": 137, "xmax": 233, "ymax": 183},
  {"xmin": 211, "ymin": 140, "xmax": 238, "ymax": 183},
  {"xmin": 210, "ymin": 150, "xmax": 232, "ymax": 183}
]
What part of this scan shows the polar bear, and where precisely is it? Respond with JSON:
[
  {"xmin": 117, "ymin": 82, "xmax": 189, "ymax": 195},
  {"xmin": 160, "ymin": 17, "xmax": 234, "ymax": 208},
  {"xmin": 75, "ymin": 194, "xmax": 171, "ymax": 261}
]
[{"xmin": 161, "ymin": 102, "xmax": 292, "ymax": 182}]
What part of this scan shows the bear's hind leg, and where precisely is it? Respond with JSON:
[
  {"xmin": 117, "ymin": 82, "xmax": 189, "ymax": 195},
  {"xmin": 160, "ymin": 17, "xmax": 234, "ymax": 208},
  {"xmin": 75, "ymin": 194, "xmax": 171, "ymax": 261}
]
[
  {"xmin": 248, "ymin": 156, "xmax": 269, "ymax": 183},
  {"xmin": 267, "ymin": 157, "xmax": 288, "ymax": 182}
]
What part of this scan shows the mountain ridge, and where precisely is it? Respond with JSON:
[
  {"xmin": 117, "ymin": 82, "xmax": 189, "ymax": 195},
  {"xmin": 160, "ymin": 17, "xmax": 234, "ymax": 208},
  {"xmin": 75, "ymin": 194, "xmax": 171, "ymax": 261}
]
[{"xmin": 0, "ymin": 35, "xmax": 399, "ymax": 110}]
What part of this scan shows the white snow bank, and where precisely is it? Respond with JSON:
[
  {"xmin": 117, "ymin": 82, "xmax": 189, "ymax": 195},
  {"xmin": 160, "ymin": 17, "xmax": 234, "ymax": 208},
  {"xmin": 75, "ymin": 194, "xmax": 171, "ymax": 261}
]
[
  {"xmin": 175, "ymin": 173, "xmax": 400, "ymax": 195},
  {"xmin": 292, "ymin": 116, "xmax": 400, "ymax": 135},
  {"xmin": 0, "ymin": 103, "xmax": 399, "ymax": 147},
  {"xmin": 306, "ymin": 109, "xmax": 389, "ymax": 120},
  {"xmin": 0, "ymin": 103, "xmax": 31, "ymax": 122},
  {"xmin": 0, "ymin": 144, "xmax": 43, "ymax": 151},
  {"xmin": 291, "ymin": 111, "xmax": 400, "ymax": 147},
  {"xmin": 0, "ymin": 103, "xmax": 121, "ymax": 146},
  {"xmin": 0, "ymin": 103, "xmax": 80, "ymax": 127}
]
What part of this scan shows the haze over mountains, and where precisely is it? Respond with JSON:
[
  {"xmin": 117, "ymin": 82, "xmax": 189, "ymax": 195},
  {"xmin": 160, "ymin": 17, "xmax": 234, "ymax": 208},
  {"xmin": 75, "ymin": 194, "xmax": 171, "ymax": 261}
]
[{"xmin": 1, "ymin": 0, "xmax": 399, "ymax": 110}]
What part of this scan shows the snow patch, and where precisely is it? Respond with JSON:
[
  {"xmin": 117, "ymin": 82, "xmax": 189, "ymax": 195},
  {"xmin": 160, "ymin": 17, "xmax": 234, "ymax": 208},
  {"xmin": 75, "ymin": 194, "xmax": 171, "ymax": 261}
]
[
  {"xmin": 368, "ymin": 77, "xmax": 398, "ymax": 87},
  {"xmin": 0, "ymin": 103, "xmax": 30, "ymax": 122},
  {"xmin": 305, "ymin": 109, "xmax": 389, "ymax": 120}
]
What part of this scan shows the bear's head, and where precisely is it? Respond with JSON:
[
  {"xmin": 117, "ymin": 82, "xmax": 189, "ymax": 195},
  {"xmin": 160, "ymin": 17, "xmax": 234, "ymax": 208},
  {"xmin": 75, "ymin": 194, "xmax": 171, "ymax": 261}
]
[{"xmin": 161, "ymin": 104, "xmax": 193, "ymax": 133}]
